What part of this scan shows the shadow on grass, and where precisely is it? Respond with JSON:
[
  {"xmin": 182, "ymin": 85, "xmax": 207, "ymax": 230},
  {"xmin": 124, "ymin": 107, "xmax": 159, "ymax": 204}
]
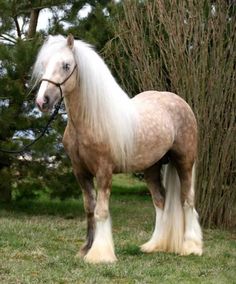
[
  {"xmin": 0, "ymin": 185, "xmax": 150, "ymax": 216},
  {"xmin": 0, "ymin": 195, "xmax": 150, "ymax": 219},
  {"xmin": 0, "ymin": 198, "xmax": 85, "ymax": 218},
  {"xmin": 0, "ymin": 178, "xmax": 149, "ymax": 217},
  {"xmin": 112, "ymin": 186, "xmax": 149, "ymax": 197}
]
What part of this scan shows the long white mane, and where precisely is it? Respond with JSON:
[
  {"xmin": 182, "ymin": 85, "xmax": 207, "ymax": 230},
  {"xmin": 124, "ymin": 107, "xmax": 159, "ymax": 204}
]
[{"xmin": 32, "ymin": 35, "xmax": 137, "ymax": 170}]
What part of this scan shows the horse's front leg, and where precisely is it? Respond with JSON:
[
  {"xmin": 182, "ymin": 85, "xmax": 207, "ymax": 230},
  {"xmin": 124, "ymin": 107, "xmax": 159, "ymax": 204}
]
[
  {"xmin": 84, "ymin": 165, "xmax": 117, "ymax": 264},
  {"xmin": 77, "ymin": 176, "xmax": 96, "ymax": 257},
  {"xmin": 70, "ymin": 166, "xmax": 96, "ymax": 257},
  {"xmin": 63, "ymin": 130, "xmax": 97, "ymax": 258}
]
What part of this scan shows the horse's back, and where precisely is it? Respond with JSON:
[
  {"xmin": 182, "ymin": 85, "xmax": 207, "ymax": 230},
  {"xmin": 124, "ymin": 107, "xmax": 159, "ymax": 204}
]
[
  {"xmin": 132, "ymin": 91, "xmax": 194, "ymax": 116},
  {"xmin": 132, "ymin": 90, "xmax": 197, "ymax": 133}
]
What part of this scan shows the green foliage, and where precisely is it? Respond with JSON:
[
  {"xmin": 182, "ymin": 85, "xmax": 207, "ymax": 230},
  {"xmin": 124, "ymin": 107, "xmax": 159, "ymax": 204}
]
[{"xmin": 0, "ymin": 0, "xmax": 117, "ymax": 201}]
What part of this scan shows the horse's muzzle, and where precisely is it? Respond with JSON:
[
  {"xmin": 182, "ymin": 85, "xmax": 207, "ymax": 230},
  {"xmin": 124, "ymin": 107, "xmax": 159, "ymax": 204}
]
[{"xmin": 36, "ymin": 95, "xmax": 51, "ymax": 112}]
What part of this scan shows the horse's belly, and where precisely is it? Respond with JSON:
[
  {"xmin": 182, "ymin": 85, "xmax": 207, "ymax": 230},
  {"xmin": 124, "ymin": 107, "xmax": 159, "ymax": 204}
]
[{"xmin": 127, "ymin": 131, "xmax": 173, "ymax": 172}]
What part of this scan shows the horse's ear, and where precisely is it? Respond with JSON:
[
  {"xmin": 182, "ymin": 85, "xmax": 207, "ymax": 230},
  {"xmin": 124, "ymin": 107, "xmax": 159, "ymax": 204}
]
[{"xmin": 67, "ymin": 34, "xmax": 74, "ymax": 49}]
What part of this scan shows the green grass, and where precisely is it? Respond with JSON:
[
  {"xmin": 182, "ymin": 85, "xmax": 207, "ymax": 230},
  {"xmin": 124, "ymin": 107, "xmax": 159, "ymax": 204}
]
[{"xmin": 0, "ymin": 175, "xmax": 235, "ymax": 283}]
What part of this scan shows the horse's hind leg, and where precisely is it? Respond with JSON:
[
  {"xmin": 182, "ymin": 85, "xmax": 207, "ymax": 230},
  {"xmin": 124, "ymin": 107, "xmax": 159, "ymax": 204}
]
[
  {"xmin": 175, "ymin": 159, "xmax": 203, "ymax": 256},
  {"xmin": 141, "ymin": 162, "xmax": 165, "ymax": 253}
]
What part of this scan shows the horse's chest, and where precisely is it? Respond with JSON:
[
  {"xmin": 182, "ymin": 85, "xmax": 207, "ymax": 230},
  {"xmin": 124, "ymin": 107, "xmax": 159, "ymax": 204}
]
[{"xmin": 63, "ymin": 126, "xmax": 111, "ymax": 174}]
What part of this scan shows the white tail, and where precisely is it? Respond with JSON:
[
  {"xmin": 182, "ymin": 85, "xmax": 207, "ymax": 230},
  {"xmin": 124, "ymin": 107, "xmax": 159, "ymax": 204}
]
[
  {"xmin": 161, "ymin": 162, "xmax": 184, "ymax": 253},
  {"xmin": 141, "ymin": 161, "xmax": 203, "ymax": 255},
  {"xmin": 141, "ymin": 162, "xmax": 184, "ymax": 254}
]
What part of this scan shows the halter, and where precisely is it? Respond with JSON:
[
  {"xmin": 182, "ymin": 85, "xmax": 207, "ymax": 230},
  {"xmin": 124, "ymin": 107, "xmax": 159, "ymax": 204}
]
[{"xmin": 39, "ymin": 64, "xmax": 77, "ymax": 100}]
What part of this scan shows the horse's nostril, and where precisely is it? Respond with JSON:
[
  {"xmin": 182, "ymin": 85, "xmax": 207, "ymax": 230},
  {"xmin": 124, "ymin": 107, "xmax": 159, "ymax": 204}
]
[
  {"xmin": 44, "ymin": 95, "xmax": 49, "ymax": 104},
  {"xmin": 41, "ymin": 95, "xmax": 50, "ymax": 111}
]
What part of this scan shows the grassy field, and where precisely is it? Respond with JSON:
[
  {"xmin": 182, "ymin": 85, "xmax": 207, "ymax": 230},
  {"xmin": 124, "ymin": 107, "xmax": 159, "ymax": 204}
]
[{"xmin": 0, "ymin": 175, "xmax": 235, "ymax": 284}]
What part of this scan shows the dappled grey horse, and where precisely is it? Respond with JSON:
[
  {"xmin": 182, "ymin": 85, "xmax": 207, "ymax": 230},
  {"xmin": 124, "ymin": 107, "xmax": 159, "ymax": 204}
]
[{"xmin": 33, "ymin": 34, "xmax": 202, "ymax": 263}]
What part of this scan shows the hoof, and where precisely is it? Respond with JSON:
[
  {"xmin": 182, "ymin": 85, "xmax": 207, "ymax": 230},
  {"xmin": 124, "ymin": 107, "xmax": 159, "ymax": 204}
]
[
  {"xmin": 181, "ymin": 240, "xmax": 203, "ymax": 256},
  {"xmin": 77, "ymin": 242, "xmax": 92, "ymax": 258},
  {"xmin": 84, "ymin": 245, "xmax": 117, "ymax": 264},
  {"xmin": 75, "ymin": 249, "xmax": 87, "ymax": 259},
  {"xmin": 140, "ymin": 241, "xmax": 157, "ymax": 253},
  {"xmin": 140, "ymin": 240, "xmax": 167, "ymax": 253}
]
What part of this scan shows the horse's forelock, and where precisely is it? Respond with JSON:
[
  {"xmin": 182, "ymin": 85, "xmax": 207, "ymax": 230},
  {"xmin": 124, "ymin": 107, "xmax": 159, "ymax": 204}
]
[{"xmin": 32, "ymin": 36, "xmax": 67, "ymax": 85}]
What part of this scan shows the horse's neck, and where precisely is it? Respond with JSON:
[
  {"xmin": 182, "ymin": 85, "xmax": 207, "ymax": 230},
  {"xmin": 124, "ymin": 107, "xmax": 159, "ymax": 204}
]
[
  {"xmin": 64, "ymin": 88, "xmax": 83, "ymax": 130},
  {"xmin": 64, "ymin": 88, "xmax": 106, "ymax": 151}
]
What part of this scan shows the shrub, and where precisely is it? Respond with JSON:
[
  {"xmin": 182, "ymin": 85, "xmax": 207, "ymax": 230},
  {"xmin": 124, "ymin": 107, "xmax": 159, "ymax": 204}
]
[{"xmin": 105, "ymin": 0, "xmax": 236, "ymax": 228}]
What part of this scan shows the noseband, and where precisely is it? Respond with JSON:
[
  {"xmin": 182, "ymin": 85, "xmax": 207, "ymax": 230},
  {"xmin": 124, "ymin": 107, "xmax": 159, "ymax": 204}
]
[{"xmin": 40, "ymin": 64, "xmax": 77, "ymax": 100}]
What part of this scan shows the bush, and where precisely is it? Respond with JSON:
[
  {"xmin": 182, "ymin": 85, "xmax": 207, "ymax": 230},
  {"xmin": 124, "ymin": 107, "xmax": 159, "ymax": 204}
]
[{"xmin": 105, "ymin": 0, "xmax": 236, "ymax": 228}]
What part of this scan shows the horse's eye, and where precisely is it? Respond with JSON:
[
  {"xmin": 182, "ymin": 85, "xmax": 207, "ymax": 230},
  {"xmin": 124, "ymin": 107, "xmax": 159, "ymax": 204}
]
[{"xmin": 62, "ymin": 62, "xmax": 70, "ymax": 71}]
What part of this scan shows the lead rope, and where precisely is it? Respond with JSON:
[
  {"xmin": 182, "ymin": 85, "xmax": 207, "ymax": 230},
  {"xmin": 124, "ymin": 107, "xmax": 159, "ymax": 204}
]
[
  {"xmin": 0, "ymin": 98, "xmax": 63, "ymax": 154},
  {"xmin": 0, "ymin": 64, "xmax": 77, "ymax": 154}
]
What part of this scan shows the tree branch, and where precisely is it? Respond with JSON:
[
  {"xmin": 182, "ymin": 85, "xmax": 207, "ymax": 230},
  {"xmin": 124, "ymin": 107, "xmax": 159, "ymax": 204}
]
[
  {"xmin": 13, "ymin": 16, "xmax": 21, "ymax": 38},
  {"xmin": 0, "ymin": 34, "xmax": 17, "ymax": 44}
]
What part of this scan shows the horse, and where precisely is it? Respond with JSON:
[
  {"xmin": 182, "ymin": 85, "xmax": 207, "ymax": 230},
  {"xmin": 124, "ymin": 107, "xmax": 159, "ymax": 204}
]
[{"xmin": 33, "ymin": 34, "xmax": 203, "ymax": 263}]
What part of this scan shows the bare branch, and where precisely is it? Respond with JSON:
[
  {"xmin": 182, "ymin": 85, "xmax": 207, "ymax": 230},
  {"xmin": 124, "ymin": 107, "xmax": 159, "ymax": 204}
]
[
  {"xmin": 0, "ymin": 34, "xmax": 17, "ymax": 44},
  {"xmin": 13, "ymin": 16, "xmax": 21, "ymax": 38}
]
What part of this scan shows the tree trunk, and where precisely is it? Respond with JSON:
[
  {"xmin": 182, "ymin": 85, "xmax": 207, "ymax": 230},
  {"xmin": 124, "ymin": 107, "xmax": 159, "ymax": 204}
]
[
  {"xmin": 0, "ymin": 167, "xmax": 12, "ymax": 202},
  {"xmin": 27, "ymin": 8, "xmax": 40, "ymax": 39}
]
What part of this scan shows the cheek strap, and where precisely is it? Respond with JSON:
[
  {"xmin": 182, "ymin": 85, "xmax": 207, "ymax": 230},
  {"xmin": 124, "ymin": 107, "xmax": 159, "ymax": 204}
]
[{"xmin": 39, "ymin": 64, "xmax": 77, "ymax": 99}]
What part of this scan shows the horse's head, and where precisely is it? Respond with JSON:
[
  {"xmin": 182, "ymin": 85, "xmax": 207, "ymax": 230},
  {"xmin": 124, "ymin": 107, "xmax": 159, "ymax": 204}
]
[{"xmin": 35, "ymin": 35, "xmax": 77, "ymax": 112}]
